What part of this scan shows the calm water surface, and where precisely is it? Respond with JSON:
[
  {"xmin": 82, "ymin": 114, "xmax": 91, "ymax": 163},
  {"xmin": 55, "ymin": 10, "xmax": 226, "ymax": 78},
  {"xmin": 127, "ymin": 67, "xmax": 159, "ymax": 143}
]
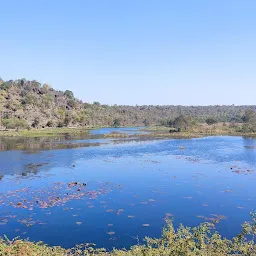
[
  {"xmin": 0, "ymin": 132, "xmax": 255, "ymax": 249},
  {"xmin": 90, "ymin": 127, "xmax": 149, "ymax": 135}
]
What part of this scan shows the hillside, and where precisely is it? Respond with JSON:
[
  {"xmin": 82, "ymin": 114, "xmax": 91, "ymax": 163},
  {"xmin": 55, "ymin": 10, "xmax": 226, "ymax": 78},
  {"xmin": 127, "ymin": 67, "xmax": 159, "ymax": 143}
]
[{"xmin": 0, "ymin": 78, "xmax": 255, "ymax": 129}]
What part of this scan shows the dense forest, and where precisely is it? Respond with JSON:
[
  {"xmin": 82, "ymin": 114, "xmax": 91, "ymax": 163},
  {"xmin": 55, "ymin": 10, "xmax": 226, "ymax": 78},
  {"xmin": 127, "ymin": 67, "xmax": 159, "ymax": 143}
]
[{"xmin": 0, "ymin": 78, "xmax": 255, "ymax": 131}]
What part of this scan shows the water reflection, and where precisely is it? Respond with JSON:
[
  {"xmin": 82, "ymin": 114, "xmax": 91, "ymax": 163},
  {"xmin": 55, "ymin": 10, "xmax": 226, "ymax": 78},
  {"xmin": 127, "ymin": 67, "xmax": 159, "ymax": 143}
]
[
  {"xmin": 242, "ymin": 136, "xmax": 256, "ymax": 165},
  {"xmin": 0, "ymin": 134, "xmax": 255, "ymax": 249},
  {"xmin": 90, "ymin": 127, "xmax": 149, "ymax": 135}
]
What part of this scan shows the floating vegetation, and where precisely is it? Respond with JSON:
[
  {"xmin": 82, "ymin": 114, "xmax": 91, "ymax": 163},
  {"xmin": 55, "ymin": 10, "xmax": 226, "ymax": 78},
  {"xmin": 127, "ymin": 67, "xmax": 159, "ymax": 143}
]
[
  {"xmin": 232, "ymin": 168, "xmax": 255, "ymax": 174},
  {"xmin": 144, "ymin": 160, "xmax": 160, "ymax": 164},
  {"xmin": 220, "ymin": 189, "xmax": 233, "ymax": 193},
  {"xmin": 116, "ymin": 209, "xmax": 124, "ymax": 215},
  {"xmin": 176, "ymin": 155, "xmax": 200, "ymax": 163},
  {"xmin": 24, "ymin": 162, "xmax": 48, "ymax": 171},
  {"xmin": 0, "ymin": 182, "xmax": 117, "ymax": 211},
  {"xmin": 17, "ymin": 217, "xmax": 43, "ymax": 227},
  {"xmin": 196, "ymin": 214, "xmax": 227, "ymax": 223}
]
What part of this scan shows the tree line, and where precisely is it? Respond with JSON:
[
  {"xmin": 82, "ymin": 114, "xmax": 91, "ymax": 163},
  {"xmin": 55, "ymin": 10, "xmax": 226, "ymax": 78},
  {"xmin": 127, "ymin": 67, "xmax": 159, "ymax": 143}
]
[{"xmin": 0, "ymin": 78, "xmax": 255, "ymax": 131}]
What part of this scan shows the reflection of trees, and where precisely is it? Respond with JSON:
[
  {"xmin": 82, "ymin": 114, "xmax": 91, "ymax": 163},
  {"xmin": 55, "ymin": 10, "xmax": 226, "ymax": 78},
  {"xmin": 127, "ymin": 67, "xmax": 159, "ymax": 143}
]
[
  {"xmin": 0, "ymin": 142, "xmax": 85, "ymax": 179},
  {"xmin": 242, "ymin": 136, "xmax": 256, "ymax": 164},
  {"xmin": 0, "ymin": 135, "xmax": 97, "ymax": 151}
]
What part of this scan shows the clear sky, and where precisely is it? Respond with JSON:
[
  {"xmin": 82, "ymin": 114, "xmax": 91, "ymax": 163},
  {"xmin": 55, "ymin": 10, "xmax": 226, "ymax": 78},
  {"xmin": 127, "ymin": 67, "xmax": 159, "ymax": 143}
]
[{"xmin": 0, "ymin": 0, "xmax": 255, "ymax": 105}]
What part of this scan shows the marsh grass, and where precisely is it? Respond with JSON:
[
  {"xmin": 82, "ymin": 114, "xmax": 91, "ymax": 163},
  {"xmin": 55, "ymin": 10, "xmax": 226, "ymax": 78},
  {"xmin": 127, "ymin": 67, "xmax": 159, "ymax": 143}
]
[
  {"xmin": 1, "ymin": 213, "xmax": 256, "ymax": 256},
  {"xmin": 0, "ymin": 127, "xmax": 91, "ymax": 138},
  {"xmin": 0, "ymin": 124, "xmax": 255, "ymax": 139},
  {"xmin": 143, "ymin": 124, "xmax": 256, "ymax": 138}
]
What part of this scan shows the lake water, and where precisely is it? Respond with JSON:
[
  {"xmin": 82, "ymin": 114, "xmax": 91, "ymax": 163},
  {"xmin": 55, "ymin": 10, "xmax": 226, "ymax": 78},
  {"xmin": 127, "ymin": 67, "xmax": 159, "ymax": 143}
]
[
  {"xmin": 0, "ymin": 130, "xmax": 255, "ymax": 249},
  {"xmin": 89, "ymin": 126, "xmax": 149, "ymax": 135}
]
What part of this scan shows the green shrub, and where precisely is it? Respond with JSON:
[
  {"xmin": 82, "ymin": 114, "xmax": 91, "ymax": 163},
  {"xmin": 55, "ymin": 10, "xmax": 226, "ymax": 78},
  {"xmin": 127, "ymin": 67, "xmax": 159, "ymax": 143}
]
[
  {"xmin": 64, "ymin": 90, "xmax": 74, "ymax": 99},
  {"xmin": 46, "ymin": 120, "xmax": 54, "ymax": 127},
  {"xmin": 206, "ymin": 117, "xmax": 218, "ymax": 125},
  {"xmin": 57, "ymin": 121, "xmax": 65, "ymax": 128},
  {"xmin": 22, "ymin": 94, "xmax": 37, "ymax": 105},
  {"xmin": 31, "ymin": 117, "xmax": 40, "ymax": 128},
  {"xmin": 67, "ymin": 99, "xmax": 76, "ymax": 108},
  {"xmin": 43, "ymin": 93, "xmax": 54, "ymax": 107},
  {"xmin": 2, "ymin": 118, "xmax": 29, "ymax": 130},
  {"xmin": 64, "ymin": 113, "xmax": 72, "ymax": 126},
  {"xmin": 172, "ymin": 115, "xmax": 192, "ymax": 131},
  {"xmin": 113, "ymin": 118, "xmax": 121, "ymax": 127}
]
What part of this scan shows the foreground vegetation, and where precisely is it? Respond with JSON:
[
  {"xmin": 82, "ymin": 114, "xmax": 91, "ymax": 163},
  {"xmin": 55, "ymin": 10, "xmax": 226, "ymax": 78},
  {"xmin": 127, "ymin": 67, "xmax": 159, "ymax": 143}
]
[{"xmin": 1, "ymin": 213, "xmax": 256, "ymax": 256}]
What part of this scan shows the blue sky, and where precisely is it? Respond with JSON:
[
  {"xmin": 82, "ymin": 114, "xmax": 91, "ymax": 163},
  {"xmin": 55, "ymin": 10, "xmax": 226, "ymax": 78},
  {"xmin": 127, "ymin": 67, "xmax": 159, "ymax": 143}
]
[{"xmin": 0, "ymin": 0, "xmax": 255, "ymax": 105}]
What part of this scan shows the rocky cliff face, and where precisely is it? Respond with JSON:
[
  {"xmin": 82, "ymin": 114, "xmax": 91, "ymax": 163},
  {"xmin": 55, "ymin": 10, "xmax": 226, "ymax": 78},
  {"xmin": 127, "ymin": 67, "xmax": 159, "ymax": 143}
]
[{"xmin": 0, "ymin": 79, "xmax": 85, "ymax": 128}]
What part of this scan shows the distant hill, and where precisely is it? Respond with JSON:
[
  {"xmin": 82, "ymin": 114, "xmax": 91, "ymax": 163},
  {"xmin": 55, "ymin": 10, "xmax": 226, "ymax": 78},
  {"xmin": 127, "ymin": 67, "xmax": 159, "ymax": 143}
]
[{"xmin": 0, "ymin": 78, "xmax": 255, "ymax": 129}]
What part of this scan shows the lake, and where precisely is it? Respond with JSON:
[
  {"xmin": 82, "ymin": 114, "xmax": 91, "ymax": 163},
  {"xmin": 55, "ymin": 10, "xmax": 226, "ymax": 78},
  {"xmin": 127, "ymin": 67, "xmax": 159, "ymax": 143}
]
[
  {"xmin": 89, "ymin": 126, "xmax": 149, "ymax": 135},
  {"xmin": 0, "ymin": 129, "xmax": 255, "ymax": 249}
]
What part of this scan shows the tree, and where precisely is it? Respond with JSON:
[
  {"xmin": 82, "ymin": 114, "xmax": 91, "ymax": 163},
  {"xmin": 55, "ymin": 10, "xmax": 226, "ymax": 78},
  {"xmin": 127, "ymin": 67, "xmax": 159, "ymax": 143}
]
[
  {"xmin": 2, "ymin": 118, "xmax": 28, "ymax": 130},
  {"xmin": 113, "ymin": 118, "xmax": 120, "ymax": 127},
  {"xmin": 205, "ymin": 117, "xmax": 218, "ymax": 125},
  {"xmin": 242, "ymin": 109, "xmax": 256, "ymax": 123},
  {"xmin": 31, "ymin": 117, "xmax": 40, "ymax": 128},
  {"xmin": 172, "ymin": 115, "xmax": 191, "ymax": 131},
  {"xmin": 143, "ymin": 119, "xmax": 150, "ymax": 126},
  {"xmin": 241, "ymin": 109, "xmax": 256, "ymax": 132},
  {"xmin": 67, "ymin": 99, "xmax": 76, "ymax": 108},
  {"xmin": 64, "ymin": 90, "xmax": 74, "ymax": 99},
  {"xmin": 41, "ymin": 83, "xmax": 52, "ymax": 93},
  {"xmin": 64, "ymin": 113, "xmax": 72, "ymax": 126},
  {"xmin": 46, "ymin": 120, "xmax": 54, "ymax": 127}
]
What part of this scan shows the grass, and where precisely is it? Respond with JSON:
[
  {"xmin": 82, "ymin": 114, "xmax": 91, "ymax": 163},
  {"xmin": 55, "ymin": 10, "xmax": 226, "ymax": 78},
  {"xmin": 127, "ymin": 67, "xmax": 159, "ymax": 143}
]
[
  {"xmin": 0, "ymin": 127, "xmax": 91, "ymax": 138},
  {"xmin": 143, "ymin": 124, "xmax": 256, "ymax": 138},
  {"xmin": 0, "ymin": 124, "xmax": 255, "ymax": 139},
  {"xmin": 1, "ymin": 214, "xmax": 256, "ymax": 256}
]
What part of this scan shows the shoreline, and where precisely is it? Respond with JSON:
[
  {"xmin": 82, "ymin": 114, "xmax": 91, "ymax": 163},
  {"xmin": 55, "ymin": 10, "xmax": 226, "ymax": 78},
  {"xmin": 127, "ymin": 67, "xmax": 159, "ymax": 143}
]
[{"xmin": 0, "ymin": 126, "xmax": 255, "ymax": 138}]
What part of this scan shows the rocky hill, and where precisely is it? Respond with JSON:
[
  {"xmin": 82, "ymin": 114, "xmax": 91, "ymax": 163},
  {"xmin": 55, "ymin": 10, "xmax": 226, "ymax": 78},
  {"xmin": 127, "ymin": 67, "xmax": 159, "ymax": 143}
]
[{"xmin": 0, "ymin": 78, "xmax": 255, "ymax": 129}]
